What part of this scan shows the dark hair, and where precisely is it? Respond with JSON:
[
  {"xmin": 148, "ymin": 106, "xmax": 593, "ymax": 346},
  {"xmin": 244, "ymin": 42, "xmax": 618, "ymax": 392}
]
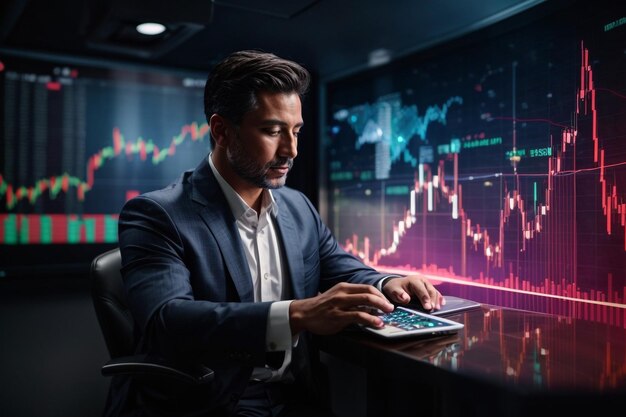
[{"xmin": 204, "ymin": 50, "xmax": 311, "ymax": 147}]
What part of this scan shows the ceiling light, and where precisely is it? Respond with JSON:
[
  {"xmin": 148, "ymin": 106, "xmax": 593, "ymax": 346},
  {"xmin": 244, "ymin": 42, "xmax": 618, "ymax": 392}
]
[
  {"xmin": 368, "ymin": 48, "xmax": 391, "ymax": 67},
  {"xmin": 136, "ymin": 22, "xmax": 166, "ymax": 36}
]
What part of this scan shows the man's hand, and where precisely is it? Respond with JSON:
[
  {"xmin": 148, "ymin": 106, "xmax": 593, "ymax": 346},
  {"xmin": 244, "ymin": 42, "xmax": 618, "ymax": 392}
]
[
  {"xmin": 289, "ymin": 282, "xmax": 394, "ymax": 335},
  {"xmin": 381, "ymin": 274, "xmax": 444, "ymax": 311}
]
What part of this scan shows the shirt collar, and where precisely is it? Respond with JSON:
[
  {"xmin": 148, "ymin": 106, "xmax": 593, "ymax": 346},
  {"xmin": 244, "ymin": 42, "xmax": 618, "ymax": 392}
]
[{"xmin": 207, "ymin": 153, "xmax": 278, "ymax": 221}]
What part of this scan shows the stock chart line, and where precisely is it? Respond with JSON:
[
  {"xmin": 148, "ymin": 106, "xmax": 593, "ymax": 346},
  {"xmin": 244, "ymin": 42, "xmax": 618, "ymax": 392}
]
[
  {"xmin": 341, "ymin": 44, "xmax": 626, "ymax": 324},
  {"xmin": 0, "ymin": 121, "xmax": 209, "ymax": 210}
]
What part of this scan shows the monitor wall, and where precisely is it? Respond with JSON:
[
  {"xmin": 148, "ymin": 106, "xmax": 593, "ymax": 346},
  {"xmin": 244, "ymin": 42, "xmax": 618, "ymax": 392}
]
[
  {"xmin": 0, "ymin": 50, "xmax": 208, "ymax": 277},
  {"xmin": 322, "ymin": 0, "xmax": 626, "ymax": 325}
]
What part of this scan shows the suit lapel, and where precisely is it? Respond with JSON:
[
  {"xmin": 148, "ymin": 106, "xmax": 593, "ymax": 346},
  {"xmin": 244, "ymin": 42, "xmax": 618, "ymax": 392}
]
[
  {"xmin": 190, "ymin": 158, "xmax": 254, "ymax": 302},
  {"xmin": 197, "ymin": 207, "xmax": 255, "ymax": 302},
  {"xmin": 274, "ymin": 194, "xmax": 305, "ymax": 299}
]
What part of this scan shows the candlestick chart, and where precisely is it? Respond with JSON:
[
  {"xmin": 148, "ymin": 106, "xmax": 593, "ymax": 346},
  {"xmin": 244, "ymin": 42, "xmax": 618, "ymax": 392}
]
[
  {"xmin": 0, "ymin": 54, "xmax": 207, "ymax": 274},
  {"xmin": 324, "ymin": 0, "xmax": 626, "ymax": 325}
]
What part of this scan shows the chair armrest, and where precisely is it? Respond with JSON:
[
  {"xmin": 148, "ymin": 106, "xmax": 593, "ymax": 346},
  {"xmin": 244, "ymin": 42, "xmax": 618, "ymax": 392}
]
[{"xmin": 102, "ymin": 354, "xmax": 214, "ymax": 385}]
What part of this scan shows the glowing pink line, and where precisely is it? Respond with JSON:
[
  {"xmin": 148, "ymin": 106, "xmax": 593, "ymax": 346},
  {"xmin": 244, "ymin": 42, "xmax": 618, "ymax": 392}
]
[
  {"xmin": 596, "ymin": 87, "xmax": 626, "ymax": 100},
  {"xmin": 379, "ymin": 266, "xmax": 626, "ymax": 309}
]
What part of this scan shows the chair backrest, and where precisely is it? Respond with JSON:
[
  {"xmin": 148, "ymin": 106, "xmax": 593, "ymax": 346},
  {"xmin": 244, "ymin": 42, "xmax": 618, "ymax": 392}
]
[{"xmin": 91, "ymin": 248, "xmax": 134, "ymax": 359}]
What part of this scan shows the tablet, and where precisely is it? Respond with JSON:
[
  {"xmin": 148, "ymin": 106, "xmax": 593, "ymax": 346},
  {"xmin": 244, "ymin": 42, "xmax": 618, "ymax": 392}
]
[
  {"xmin": 362, "ymin": 306, "xmax": 464, "ymax": 339},
  {"xmin": 407, "ymin": 296, "xmax": 482, "ymax": 316}
]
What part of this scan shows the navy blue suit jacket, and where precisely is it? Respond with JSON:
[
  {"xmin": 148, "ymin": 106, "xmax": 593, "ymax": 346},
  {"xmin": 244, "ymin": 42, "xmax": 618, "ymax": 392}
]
[{"xmin": 112, "ymin": 157, "xmax": 387, "ymax": 416}]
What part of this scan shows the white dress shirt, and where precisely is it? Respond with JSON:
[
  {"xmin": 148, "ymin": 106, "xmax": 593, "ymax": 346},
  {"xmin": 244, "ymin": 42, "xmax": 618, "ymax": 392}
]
[{"xmin": 208, "ymin": 155, "xmax": 294, "ymax": 381}]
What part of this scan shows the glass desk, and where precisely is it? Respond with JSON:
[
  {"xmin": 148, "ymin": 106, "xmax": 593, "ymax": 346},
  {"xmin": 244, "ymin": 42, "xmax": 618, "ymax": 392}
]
[{"xmin": 318, "ymin": 304, "xmax": 626, "ymax": 417}]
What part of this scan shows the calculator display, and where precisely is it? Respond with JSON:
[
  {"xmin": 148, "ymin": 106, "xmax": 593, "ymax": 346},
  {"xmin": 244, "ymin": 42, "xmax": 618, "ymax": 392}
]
[
  {"xmin": 381, "ymin": 309, "xmax": 448, "ymax": 331},
  {"xmin": 364, "ymin": 307, "xmax": 464, "ymax": 338}
]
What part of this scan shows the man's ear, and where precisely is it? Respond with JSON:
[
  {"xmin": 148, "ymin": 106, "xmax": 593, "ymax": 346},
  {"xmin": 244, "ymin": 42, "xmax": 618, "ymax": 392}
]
[{"xmin": 209, "ymin": 114, "xmax": 231, "ymax": 148}]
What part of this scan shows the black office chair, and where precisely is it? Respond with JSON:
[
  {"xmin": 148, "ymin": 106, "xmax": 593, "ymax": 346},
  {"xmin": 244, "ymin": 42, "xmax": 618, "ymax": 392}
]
[{"xmin": 90, "ymin": 247, "xmax": 214, "ymax": 384}]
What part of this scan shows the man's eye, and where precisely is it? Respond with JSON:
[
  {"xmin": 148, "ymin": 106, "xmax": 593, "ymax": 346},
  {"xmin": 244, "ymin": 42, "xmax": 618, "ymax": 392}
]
[{"xmin": 266, "ymin": 130, "xmax": 281, "ymax": 136}]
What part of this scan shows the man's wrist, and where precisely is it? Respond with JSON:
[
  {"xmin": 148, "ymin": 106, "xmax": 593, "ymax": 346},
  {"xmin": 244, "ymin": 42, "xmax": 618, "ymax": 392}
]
[
  {"xmin": 288, "ymin": 299, "xmax": 306, "ymax": 335},
  {"xmin": 377, "ymin": 275, "xmax": 403, "ymax": 293}
]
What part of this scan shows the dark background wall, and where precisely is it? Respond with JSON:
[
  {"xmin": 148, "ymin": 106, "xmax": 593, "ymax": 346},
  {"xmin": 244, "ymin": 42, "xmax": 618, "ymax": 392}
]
[{"xmin": 0, "ymin": 276, "xmax": 110, "ymax": 416}]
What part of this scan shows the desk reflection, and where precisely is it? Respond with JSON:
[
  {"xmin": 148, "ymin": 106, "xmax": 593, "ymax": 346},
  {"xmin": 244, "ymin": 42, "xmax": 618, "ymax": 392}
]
[{"xmin": 319, "ymin": 304, "xmax": 626, "ymax": 417}]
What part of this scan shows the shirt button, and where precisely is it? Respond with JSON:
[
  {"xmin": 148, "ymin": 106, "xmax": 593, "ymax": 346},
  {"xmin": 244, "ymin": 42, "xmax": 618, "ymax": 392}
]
[{"xmin": 264, "ymin": 273, "xmax": 269, "ymax": 280}]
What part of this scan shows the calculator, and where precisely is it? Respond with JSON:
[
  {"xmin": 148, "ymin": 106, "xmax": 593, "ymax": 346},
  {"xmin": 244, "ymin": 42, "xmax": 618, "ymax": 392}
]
[{"xmin": 362, "ymin": 306, "xmax": 464, "ymax": 339}]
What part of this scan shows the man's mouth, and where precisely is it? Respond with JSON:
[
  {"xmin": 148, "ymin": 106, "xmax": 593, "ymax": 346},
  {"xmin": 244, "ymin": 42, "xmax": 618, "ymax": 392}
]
[
  {"xmin": 267, "ymin": 159, "xmax": 292, "ymax": 176},
  {"xmin": 269, "ymin": 166, "xmax": 289, "ymax": 175}
]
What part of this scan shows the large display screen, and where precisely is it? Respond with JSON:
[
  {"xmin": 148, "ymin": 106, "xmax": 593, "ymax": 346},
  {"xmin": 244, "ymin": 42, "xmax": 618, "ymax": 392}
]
[
  {"xmin": 323, "ymin": 0, "xmax": 626, "ymax": 325},
  {"xmin": 0, "ymin": 51, "xmax": 208, "ymax": 276}
]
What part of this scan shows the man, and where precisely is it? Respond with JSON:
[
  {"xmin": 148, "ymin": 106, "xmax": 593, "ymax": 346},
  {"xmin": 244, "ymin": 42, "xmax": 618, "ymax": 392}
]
[{"xmin": 113, "ymin": 50, "xmax": 444, "ymax": 417}]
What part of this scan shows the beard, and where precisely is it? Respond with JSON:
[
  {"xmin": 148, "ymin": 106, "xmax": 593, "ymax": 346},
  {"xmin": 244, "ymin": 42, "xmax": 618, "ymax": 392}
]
[{"xmin": 226, "ymin": 134, "xmax": 293, "ymax": 189}]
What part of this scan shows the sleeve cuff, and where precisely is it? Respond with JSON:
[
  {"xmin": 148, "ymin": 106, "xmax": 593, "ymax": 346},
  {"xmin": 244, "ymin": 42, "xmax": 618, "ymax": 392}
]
[
  {"xmin": 376, "ymin": 274, "xmax": 403, "ymax": 292},
  {"xmin": 266, "ymin": 300, "xmax": 295, "ymax": 352}
]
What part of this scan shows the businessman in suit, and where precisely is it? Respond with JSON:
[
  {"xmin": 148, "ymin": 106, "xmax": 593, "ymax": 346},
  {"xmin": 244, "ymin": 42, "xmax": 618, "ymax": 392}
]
[{"xmin": 114, "ymin": 50, "xmax": 444, "ymax": 417}]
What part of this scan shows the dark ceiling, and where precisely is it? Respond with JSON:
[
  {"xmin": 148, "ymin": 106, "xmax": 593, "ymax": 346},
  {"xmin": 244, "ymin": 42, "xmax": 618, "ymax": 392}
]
[{"xmin": 0, "ymin": 0, "xmax": 543, "ymax": 80}]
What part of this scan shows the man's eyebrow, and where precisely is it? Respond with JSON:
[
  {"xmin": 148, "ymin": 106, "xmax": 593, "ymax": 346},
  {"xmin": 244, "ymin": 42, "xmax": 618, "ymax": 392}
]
[{"xmin": 259, "ymin": 119, "xmax": 304, "ymax": 128}]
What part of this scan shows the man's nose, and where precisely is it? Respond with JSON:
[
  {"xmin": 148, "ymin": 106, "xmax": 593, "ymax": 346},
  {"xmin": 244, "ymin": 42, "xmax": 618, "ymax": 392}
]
[{"xmin": 280, "ymin": 132, "xmax": 298, "ymax": 159}]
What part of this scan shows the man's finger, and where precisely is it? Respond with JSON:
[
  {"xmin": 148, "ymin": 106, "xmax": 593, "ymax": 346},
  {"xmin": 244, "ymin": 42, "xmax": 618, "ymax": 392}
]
[
  {"xmin": 387, "ymin": 286, "xmax": 411, "ymax": 304},
  {"xmin": 406, "ymin": 279, "xmax": 433, "ymax": 310},
  {"xmin": 340, "ymin": 293, "xmax": 394, "ymax": 312},
  {"xmin": 332, "ymin": 282, "xmax": 386, "ymax": 297}
]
